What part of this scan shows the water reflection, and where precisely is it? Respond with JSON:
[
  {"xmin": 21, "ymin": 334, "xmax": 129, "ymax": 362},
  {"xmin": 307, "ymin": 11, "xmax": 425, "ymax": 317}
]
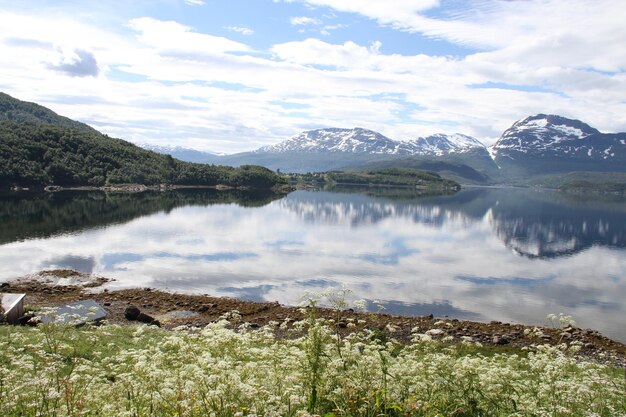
[
  {"xmin": 0, "ymin": 188, "xmax": 624, "ymax": 341},
  {"xmin": 0, "ymin": 189, "xmax": 283, "ymax": 244},
  {"xmin": 487, "ymin": 190, "xmax": 626, "ymax": 258},
  {"xmin": 282, "ymin": 188, "xmax": 626, "ymax": 258}
]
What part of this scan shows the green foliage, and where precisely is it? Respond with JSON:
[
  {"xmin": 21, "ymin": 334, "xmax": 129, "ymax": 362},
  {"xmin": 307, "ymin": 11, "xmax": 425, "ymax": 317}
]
[
  {"xmin": 325, "ymin": 168, "xmax": 459, "ymax": 189},
  {"xmin": 0, "ymin": 93, "xmax": 285, "ymax": 189},
  {"xmin": 346, "ymin": 158, "xmax": 494, "ymax": 185},
  {"xmin": 560, "ymin": 180, "xmax": 626, "ymax": 194},
  {"xmin": 513, "ymin": 171, "xmax": 626, "ymax": 194},
  {"xmin": 0, "ymin": 92, "xmax": 97, "ymax": 133},
  {"xmin": 0, "ymin": 120, "xmax": 283, "ymax": 188},
  {"xmin": 287, "ymin": 172, "xmax": 328, "ymax": 184}
]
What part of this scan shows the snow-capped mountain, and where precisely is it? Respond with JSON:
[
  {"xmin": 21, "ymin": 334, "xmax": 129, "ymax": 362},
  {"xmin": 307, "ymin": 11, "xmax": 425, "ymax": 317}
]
[
  {"xmin": 491, "ymin": 114, "xmax": 600, "ymax": 156},
  {"xmin": 257, "ymin": 128, "xmax": 406, "ymax": 154},
  {"xmin": 491, "ymin": 114, "xmax": 626, "ymax": 174},
  {"xmin": 257, "ymin": 127, "xmax": 487, "ymax": 157}
]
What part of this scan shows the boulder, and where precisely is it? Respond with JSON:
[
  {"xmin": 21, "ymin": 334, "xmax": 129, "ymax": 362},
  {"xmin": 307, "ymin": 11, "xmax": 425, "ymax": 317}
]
[
  {"xmin": 17, "ymin": 313, "xmax": 38, "ymax": 326},
  {"xmin": 124, "ymin": 305, "xmax": 141, "ymax": 321},
  {"xmin": 44, "ymin": 185, "xmax": 63, "ymax": 192},
  {"xmin": 493, "ymin": 335, "xmax": 510, "ymax": 345}
]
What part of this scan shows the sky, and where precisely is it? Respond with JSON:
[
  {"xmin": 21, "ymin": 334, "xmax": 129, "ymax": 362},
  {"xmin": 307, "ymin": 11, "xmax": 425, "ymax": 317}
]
[{"xmin": 1, "ymin": 0, "xmax": 625, "ymax": 153}]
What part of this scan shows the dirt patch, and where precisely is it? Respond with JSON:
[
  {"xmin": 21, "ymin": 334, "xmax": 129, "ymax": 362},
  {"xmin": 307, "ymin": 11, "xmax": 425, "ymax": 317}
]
[
  {"xmin": 38, "ymin": 269, "xmax": 83, "ymax": 278},
  {"xmin": 2, "ymin": 270, "xmax": 625, "ymax": 368}
]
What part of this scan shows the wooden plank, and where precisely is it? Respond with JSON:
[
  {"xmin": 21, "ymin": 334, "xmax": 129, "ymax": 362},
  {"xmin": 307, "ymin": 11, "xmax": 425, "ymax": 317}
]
[{"xmin": 1, "ymin": 293, "xmax": 26, "ymax": 324}]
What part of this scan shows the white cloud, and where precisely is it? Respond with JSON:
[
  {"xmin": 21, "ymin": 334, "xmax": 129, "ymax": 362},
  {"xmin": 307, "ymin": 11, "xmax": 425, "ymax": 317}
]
[
  {"xmin": 320, "ymin": 23, "xmax": 348, "ymax": 36},
  {"xmin": 48, "ymin": 49, "xmax": 100, "ymax": 77},
  {"xmin": 290, "ymin": 16, "xmax": 322, "ymax": 26},
  {"xmin": 294, "ymin": 0, "xmax": 626, "ymax": 72},
  {"xmin": 290, "ymin": 15, "xmax": 347, "ymax": 36},
  {"xmin": 288, "ymin": 0, "xmax": 440, "ymax": 17},
  {"xmin": 183, "ymin": 0, "xmax": 206, "ymax": 5},
  {"xmin": 224, "ymin": 26, "xmax": 254, "ymax": 36},
  {"xmin": 128, "ymin": 17, "xmax": 251, "ymax": 54},
  {"xmin": 272, "ymin": 38, "xmax": 375, "ymax": 68}
]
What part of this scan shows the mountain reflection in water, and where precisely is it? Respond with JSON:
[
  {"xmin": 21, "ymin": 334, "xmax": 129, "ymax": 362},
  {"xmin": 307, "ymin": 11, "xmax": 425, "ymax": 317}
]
[
  {"xmin": 281, "ymin": 187, "xmax": 626, "ymax": 258},
  {"xmin": 0, "ymin": 187, "xmax": 624, "ymax": 341}
]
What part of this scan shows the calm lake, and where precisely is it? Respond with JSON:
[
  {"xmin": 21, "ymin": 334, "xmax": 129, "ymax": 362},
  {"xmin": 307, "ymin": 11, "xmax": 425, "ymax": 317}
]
[{"xmin": 1, "ymin": 187, "xmax": 625, "ymax": 341}]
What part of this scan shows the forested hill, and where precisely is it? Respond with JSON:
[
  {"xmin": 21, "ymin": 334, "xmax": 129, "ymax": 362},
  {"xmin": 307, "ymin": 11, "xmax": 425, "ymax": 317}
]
[
  {"xmin": 0, "ymin": 93, "xmax": 284, "ymax": 189},
  {"xmin": 0, "ymin": 92, "xmax": 96, "ymax": 134}
]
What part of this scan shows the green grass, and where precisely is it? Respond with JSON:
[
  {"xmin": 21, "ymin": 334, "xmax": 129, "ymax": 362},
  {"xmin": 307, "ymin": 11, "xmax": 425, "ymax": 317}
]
[{"xmin": 1, "ymin": 313, "xmax": 624, "ymax": 417}]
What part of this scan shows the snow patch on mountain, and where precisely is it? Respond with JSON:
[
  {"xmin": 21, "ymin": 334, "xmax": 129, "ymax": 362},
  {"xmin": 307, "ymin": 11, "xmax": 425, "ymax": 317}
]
[
  {"xmin": 138, "ymin": 143, "xmax": 223, "ymax": 163},
  {"xmin": 139, "ymin": 143, "xmax": 220, "ymax": 156},
  {"xmin": 407, "ymin": 133, "xmax": 486, "ymax": 156}
]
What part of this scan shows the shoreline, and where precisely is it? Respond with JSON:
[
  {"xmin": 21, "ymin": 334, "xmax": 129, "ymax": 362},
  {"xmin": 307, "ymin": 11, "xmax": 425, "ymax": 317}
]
[
  {"xmin": 4, "ymin": 183, "xmax": 293, "ymax": 193},
  {"xmin": 2, "ymin": 269, "xmax": 625, "ymax": 368}
]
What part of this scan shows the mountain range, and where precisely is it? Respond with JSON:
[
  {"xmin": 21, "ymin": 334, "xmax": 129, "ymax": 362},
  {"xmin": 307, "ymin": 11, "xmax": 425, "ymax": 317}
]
[
  {"xmin": 256, "ymin": 128, "xmax": 486, "ymax": 157},
  {"xmin": 164, "ymin": 127, "xmax": 496, "ymax": 179},
  {"xmin": 145, "ymin": 115, "xmax": 625, "ymax": 185},
  {"xmin": 139, "ymin": 144, "xmax": 221, "ymax": 164},
  {"xmin": 1, "ymin": 90, "xmax": 624, "ymax": 187}
]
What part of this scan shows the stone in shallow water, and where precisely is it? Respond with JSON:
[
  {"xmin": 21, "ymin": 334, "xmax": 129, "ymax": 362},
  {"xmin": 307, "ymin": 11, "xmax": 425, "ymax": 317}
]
[
  {"xmin": 159, "ymin": 310, "xmax": 199, "ymax": 320},
  {"xmin": 39, "ymin": 299, "xmax": 107, "ymax": 325}
]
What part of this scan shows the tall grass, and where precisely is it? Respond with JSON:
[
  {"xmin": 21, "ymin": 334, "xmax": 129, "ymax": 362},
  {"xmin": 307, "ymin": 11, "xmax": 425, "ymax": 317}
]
[{"xmin": 0, "ymin": 307, "xmax": 624, "ymax": 416}]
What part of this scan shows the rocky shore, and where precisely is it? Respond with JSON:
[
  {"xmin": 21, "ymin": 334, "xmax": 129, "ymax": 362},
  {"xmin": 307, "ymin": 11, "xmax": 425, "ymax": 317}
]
[
  {"xmin": 6, "ymin": 182, "xmax": 297, "ymax": 193},
  {"xmin": 2, "ymin": 269, "xmax": 625, "ymax": 368}
]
